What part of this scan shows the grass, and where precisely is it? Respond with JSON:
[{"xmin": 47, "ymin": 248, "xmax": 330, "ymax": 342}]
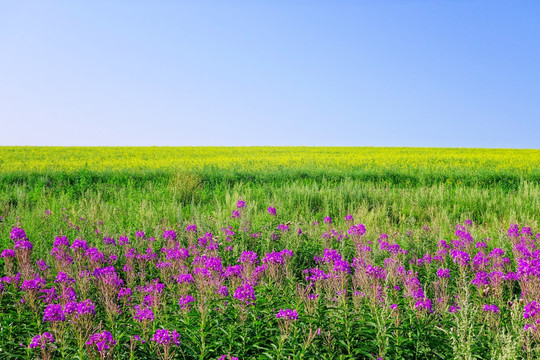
[
  {"xmin": 0, "ymin": 147, "xmax": 539, "ymax": 359},
  {"xmin": 0, "ymin": 147, "xmax": 539, "ymax": 189}
]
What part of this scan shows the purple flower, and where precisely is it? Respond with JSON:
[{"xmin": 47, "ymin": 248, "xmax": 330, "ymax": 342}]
[
  {"xmin": 118, "ymin": 287, "xmax": 133, "ymax": 301},
  {"xmin": 198, "ymin": 232, "xmax": 218, "ymax": 250},
  {"xmin": 237, "ymin": 200, "xmax": 246, "ymax": 208},
  {"xmin": 507, "ymin": 224, "xmax": 520, "ymax": 237},
  {"xmin": 471, "ymin": 272, "xmax": 489, "ymax": 287},
  {"xmin": 217, "ymin": 285, "xmax": 229, "ymax": 297},
  {"xmin": 55, "ymin": 272, "xmax": 75, "ymax": 285},
  {"xmin": 118, "ymin": 236, "xmax": 129, "ymax": 246},
  {"xmin": 403, "ymin": 275, "xmax": 424, "ymax": 299},
  {"xmin": 333, "ymin": 259, "xmax": 351, "ymax": 273},
  {"xmin": 178, "ymin": 295, "xmax": 195, "ymax": 311},
  {"xmin": 319, "ymin": 248, "xmax": 343, "ymax": 263},
  {"xmin": 279, "ymin": 249, "xmax": 294, "ymax": 258},
  {"xmin": 53, "ymin": 236, "xmax": 70, "ymax": 247},
  {"xmin": 234, "ymin": 283, "xmax": 256, "ymax": 305},
  {"xmin": 438, "ymin": 240, "xmax": 450, "ymax": 249},
  {"xmin": 21, "ymin": 276, "xmax": 46, "ymax": 291},
  {"xmin": 162, "ymin": 247, "xmax": 190, "ymax": 260},
  {"xmin": 1, "ymin": 249, "xmax": 15, "ymax": 258},
  {"xmin": 64, "ymin": 301, "xmax": 77, "ymax": 315},
  {"xmin": 86, "ymin": 248, "xmax": 105, "ymax": 263},
  {"xmin": 414, "ymin": 299, "xmax": 432, "ymax": 312},
  {"xmin": 488, "ymin": 248, "xmax": 505, "ymax": 258},
  {"xmin": 36, "ymin": 260, "xmax": 50, "ymax": 272},
  {"xmin": 43, "ymin": 304, "xmax": 65, "ymax": 322},
  {"xmin": 151, "ymin": 329, "xmax": 180, "ymax": 346},
  {"xmin": 93, "ymin": 266, "xmax": 124, "ymax": 288},
  {"xmin": 267, "ymin": 207, "xmax": 276, "ymax": 216},
  {"xmin": 231, "ymin": 210, "xmax": 241, "ymax": 218},
  {"xmin": 304, "ymin": 268, "xmax": 329, "ymax": 284},
  {"xmin": 219, "ymin": 356, "xmax": 239, "ymax": 360},
  {"xmin": 450, "ymin": 249, "xmax": 470, "ymax": 266},
  {"xmin": 163, "ymin": 230, "xmax": 177, "ymax": 240},
  {"xmin": 10, "ymin": 227, "xmax": 27, "ymax": 241},
  {"xmin": 156, "ymin": 261, "xmax": 172, "ymax": 269},
  {"xmin": 277, "ymin": 224, "xmax": 289, "ymax": 232},
  {"xmin": 133, "ymin": 305, "xmax": 155, "ymax": 322},
  {"xmin": 133, "ymin": 334, "xmax": 146, "ymax": 344},
  {"xmin": 472, "ymin": 252, "xmax": 489, "ymax": 269},
  {"xmin": 449, "ymin": 305, "xmax": 460, "ymax": 313},
  {"xmin": 276, "ymin": 309, "xmax": 298, "ymax": 321},
  {"xmin": 76, "ymin": 299, "xmax": 96, "ymax": 316},
  {"xmin": 225, "ymin": 265, "xmax": 243, "ymax": 278},
  {"xmin": 504, "ymin": 272, "xmax": 517, "ymax": 281},
  {"xmin": 186, "ymin": 224, "xmax": 197, "ymax": 232},
  {"xmin": 38, "ymin": 288, "xmax": 58, "ymax": 304},
  {"xmin": 524, "ymin": 301, "xmax": 540, "ymax": 319},
  {"xmin": 192, "ymin": 255, "xmax": 223, "ymax": 274},
  {"xmin": 483, "ymin": 304, "xmax": 500, "ymax": 314},
  {"xmin": 324, "ymin": 216, "xmax": 332, "ymax": 224},
  {"xmin": 61, "ymin": 287, "xmax": 77, "ymax": 302},
  {"xmin": 348, "ymin": 224, "xmax": 366, "ymax": 236},
  {"xmin": 86, "ymin": 331, "xmax": 116, "ymax": 352},
  {"xmin": 239, "ymin": 251, "xmax": 258, "ymax": 264},
  {"xmin": 29, "ymin": 332, "xmax": 54, "ymax": 349},
  {"xmin": 136, "ymin": 280, "xmax": 166, "ymax": 295},
  {"xmin": 71, "ymin": 239, "xmax": 88, "ymax": 251},
  {"xmin": 262, "ymin": 249, "xmax": 293, "ymax": 265},
  {"xmin": 103, "ymin": 237, "xmax": 116, "ymax": 246},
  {"xmin": 345, "ymin": 215, "xmax": 353, "ymax": 221},
  {"xmin": 173, "ymin": 274, "xmax": 193, "ymax": 286},
  {"xmin": 436, "ymin": 268, "xmax": 450, "ymax": 278},
  {"xmin": 14, "ymin": 240, "xmax": 33, "ymax": 251}
]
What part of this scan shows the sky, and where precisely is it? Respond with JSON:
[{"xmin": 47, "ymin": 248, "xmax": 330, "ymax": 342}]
[{"xmin": 0, "ymin": 1, "xmax": 539, "ymax": 148}]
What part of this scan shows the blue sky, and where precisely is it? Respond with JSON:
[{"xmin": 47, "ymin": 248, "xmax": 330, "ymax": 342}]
[{"xmin": 1, "ymin": 1, "xmax": 538, "ymax": 147}]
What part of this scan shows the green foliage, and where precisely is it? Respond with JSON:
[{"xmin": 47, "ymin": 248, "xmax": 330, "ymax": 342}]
[{"xmin": 0, "ymin": 150, "xmax": 538, "ymax": 359}]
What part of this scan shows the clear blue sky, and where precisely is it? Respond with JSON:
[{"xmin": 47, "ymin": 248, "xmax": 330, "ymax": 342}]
[{"xmin": 1, "ymin": 1, "xmax": 539, "ymax": 147}]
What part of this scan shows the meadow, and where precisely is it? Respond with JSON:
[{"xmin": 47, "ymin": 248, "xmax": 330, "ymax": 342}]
[
  {"xmin": 0, "ymin": 147, "xmax": 539, "ymax": 359},
  {"xmin": 1, "ymin": 146, "xmax": 539, "ymax": 187}
]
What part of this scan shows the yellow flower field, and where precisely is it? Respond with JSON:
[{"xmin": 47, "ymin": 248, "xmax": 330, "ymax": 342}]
[{"xmin": 0, "ymin": 147, "xmax": 538, "ymax": 175}]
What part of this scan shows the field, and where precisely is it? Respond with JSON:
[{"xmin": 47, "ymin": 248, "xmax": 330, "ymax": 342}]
[
  {"xmin": 1, "ymin": 146, "xmax": 540, "ymax": 186},
  {"xmin": 0, "ymin": 147, "xmax": 539, "ymax": 359}
]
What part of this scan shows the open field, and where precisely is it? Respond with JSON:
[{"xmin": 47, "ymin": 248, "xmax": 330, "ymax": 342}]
[
  {"xmin": 0, "ymin": 147, "xmax": 539, "ymax": 359},
  {"xmin": 1, "ymin": 147, "xmax": 539, "ymax": 187}
]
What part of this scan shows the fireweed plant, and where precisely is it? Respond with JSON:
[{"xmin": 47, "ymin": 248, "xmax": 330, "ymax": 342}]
[{"xmin": 0, "ymin": 202, "xmax": 539, "ymax": 359}]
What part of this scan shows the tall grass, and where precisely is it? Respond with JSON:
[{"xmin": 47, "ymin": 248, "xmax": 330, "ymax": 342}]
[
  {"xmin": 1, "ymin": 178, "xmax": 538, "ymax": 256},
  {"xmin": 0, "ymin": 147, "xmax": 539, "ymax": 359}
]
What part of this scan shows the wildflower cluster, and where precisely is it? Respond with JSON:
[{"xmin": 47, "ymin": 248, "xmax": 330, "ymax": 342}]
[{"xmin": 1, "ymin": 202, "xmax": 539, "ymax": 359}]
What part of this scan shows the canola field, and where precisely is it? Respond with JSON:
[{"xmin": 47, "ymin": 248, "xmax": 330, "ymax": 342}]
[
  {"xmin": 0, "ymin": 147, "xmax": 539, "ymax": 359},
  {"xmin": 1, "ymin": 147, "xmax": 539, "ymax": 183}
]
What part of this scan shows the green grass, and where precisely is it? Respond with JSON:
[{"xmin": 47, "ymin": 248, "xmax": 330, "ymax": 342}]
[
  {"xmin": 1, "ymin": 177, "xmax": 538, "ymax": 255},
  {"xmin": 1, "ymin": 147, "xmax": 539, "ymax": 359}
]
